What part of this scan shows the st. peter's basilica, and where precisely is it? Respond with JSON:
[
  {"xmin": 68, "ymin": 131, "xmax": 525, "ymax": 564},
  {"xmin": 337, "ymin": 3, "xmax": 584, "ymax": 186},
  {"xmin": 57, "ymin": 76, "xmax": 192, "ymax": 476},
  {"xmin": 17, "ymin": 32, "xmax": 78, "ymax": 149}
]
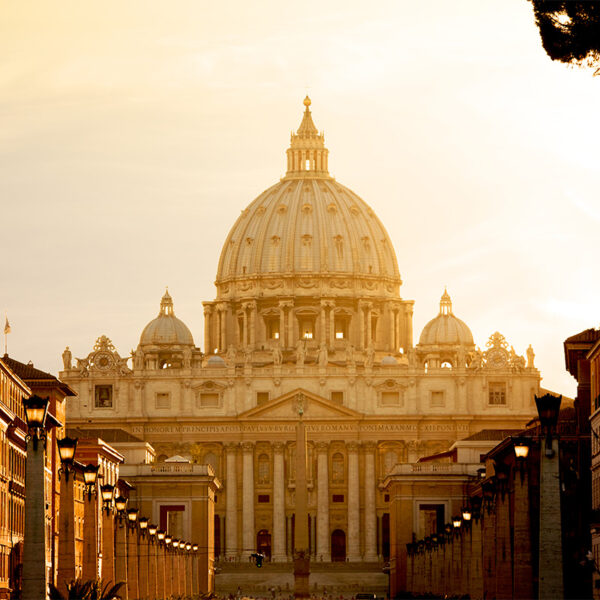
[{"xmin": 61, "ymin": 98, "xmax": 540, "ymax": 590}]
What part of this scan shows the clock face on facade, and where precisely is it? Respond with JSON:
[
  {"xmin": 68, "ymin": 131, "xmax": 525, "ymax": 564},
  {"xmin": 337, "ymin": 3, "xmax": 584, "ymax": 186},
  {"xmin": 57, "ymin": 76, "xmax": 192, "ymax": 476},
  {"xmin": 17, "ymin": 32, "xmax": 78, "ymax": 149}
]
[
  {"xmin": 94, "ymin": 352, "xmax": 113, "ymax": 370},
  {"xmin": 486, "ymin": 348, "xmax": 507, "ymax": 369}
]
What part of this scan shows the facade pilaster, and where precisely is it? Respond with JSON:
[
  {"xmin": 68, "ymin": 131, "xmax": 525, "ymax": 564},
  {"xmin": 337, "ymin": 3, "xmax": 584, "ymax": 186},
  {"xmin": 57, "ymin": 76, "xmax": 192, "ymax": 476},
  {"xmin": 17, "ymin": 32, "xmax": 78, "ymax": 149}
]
[
  {"xmin": 316, "ymin": 441, "xmax": 331, "ymax": 561},
  {"xmin": 272, "ymin": 442, "xmax": 287, "ymax": 561},
  {"xmin": 241, "ymin": 441, "xmax": 255, "ymax": 558},
  {"xmin": 203, "ymin": 305, "xmax": 212, "ymax": 354},
  {"xmin": 358, "ymin": 302, "xmax": 366, "ymax": 349},
  {"xmin": 347, "ymin": 441, "xmax": 361, "ymax": 561},
  {"xmin": 249, "ymin": 301, "xmax": 257, "ymax": 347},
  {"xmin": 225, "ymin": 443, "xmax": 239, "ymax": 558},
  {"xmin": 320, "ymin": 301, "xmax": 327, "ymax": 344},
  {"xmin": 363, "ymin": 442, "xmax": 378, "ymax": 561}
]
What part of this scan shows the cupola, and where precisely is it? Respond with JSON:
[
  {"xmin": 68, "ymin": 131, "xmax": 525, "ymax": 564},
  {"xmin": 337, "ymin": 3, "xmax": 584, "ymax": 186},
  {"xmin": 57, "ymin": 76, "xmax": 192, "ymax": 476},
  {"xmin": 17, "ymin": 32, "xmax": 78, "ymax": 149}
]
[
  {"xmin": 419, "ymin": 289, "xmax": 474, "ymax": 346},
  {"xmin": 285, "ymin": 96, "xmax": 330, "ymax": 178}
]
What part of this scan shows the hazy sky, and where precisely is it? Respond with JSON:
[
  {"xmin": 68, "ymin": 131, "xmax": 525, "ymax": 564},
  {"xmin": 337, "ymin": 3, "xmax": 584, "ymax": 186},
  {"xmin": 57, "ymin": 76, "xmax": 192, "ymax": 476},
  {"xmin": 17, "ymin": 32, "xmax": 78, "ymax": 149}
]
[{"xmin": 1, "ymin": 0, "xmax": 598, "ymax": 397}]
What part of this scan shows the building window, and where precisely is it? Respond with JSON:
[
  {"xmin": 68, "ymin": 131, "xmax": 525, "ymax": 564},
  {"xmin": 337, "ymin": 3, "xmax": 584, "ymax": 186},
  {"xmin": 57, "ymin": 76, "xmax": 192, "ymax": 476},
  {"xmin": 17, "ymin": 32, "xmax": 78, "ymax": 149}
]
[
  {"xmin": 156, "ymin": 393, "xmax": 171, "ymax": 409},
  {"xmin": 332, "ymin": 453, "xmax": 345, "ymax": 483},
  {"xmin": 330, "ymin": 391, "xmax": 344, "ymax": 404},
  {"xmin": 258, "ymin": 494, "xmax": 270, "ymax": 503},
  {"xmin": 94, "ymin": 385, "xmax": 113, "ymax": 408},
  {"xmin": 430, "ymin": 391, "xmax": 445, "ymax": 408},
  {"xmin": 489, "ymin": 383, "xmax": 507, "ymax": 405},
  {"xmin": 257, "ymin": 392, "xmax": 270, "ymax": 405},
  {"xmin": 381, "ymin": 391, "xmax": 401, "ymax": 406},
  {"xmin": 384, "ymin": 494, "xmax": 390, "ymax": 502},
  {"xmin": 332, "ymin": 494, "xmax": 345, "ymax": 503},
  {"xmin": 197, "ymin": 393, "xmax": 219, "ymax": 408},
  {"xmin": 258, "ymin": 454, "xmax": 270, "ymax": 484}
]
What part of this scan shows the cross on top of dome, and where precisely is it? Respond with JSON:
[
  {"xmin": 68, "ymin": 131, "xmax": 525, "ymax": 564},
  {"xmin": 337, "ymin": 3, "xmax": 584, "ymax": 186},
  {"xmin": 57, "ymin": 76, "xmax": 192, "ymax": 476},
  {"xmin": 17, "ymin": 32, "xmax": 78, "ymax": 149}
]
[{"xmin": 285, "ymin": 97, "xmax": 330, "ymax": 178}]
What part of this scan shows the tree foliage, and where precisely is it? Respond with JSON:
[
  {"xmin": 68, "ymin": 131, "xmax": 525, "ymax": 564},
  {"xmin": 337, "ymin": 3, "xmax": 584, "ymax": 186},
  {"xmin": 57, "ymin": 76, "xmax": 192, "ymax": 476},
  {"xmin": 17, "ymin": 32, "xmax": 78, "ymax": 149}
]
[{"xmin": 529, "ymin": 1, "xmax": 600, "ymax": 72}]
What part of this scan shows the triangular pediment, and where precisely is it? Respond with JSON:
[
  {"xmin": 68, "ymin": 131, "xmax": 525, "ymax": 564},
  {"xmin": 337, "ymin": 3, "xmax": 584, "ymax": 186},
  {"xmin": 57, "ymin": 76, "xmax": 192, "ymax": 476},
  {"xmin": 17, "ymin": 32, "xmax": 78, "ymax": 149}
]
[{"xmin": 240, "ymin": 388, "xmax": 363, "ymax": 421}]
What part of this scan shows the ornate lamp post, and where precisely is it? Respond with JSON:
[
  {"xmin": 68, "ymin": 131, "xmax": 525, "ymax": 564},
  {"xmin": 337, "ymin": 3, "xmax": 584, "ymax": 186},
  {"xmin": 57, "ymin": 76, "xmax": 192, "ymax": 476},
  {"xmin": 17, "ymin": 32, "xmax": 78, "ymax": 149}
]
[
  {"xmin": 157, "ymin": 530, "xmax": 166, "ymax": 599},
  {"xmin": 57, "ymin": 437, "xmax": 80, "ymax": 592},
  {"xmin": 81, "ymin": 460, "xmax": 101, "ymax": 580},
  {"xmin": 100, "ymin": 484, "xmax": 115, "ymax": 583},
  {"xmin": 21, "ymin": 395, "xmax": 52, "ymax": 600},
  {"xmin": 147, "ymin": 524, "xmax": 158, "ymax": 600},
  {"xmin": 192, "ymin": 543, "xmax": 199, "ymax": 597},
  {"xmin": 114, "ymin": 496, "xmax": 129, "ymax": 589},
  {"xmin": 126, "ymin": 508, "xmax": 139, "ymax": 600},
  {"xmin": 137, "ymin": 516, "xmax": 149, "ymax": 599},
  {"xmin": 535, "ymin": 393, "xmax": 563, "ymax": 599}
]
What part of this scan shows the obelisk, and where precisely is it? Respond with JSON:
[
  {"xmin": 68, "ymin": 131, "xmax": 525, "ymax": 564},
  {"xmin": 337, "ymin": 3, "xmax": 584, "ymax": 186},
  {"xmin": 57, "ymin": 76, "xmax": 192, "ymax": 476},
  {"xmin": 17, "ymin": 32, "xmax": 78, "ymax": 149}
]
[{"xmin": 293, "ymin": 396, "xmax": 310, "ymax": 599}]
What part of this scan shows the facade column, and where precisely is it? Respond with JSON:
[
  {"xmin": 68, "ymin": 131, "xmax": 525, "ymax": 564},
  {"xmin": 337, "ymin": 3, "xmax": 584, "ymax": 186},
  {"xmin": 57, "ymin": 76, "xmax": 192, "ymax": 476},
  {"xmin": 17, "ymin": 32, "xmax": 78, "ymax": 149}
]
[
  {"xmin": 358, "ymin": 302, "xmax": 366, "ymax": 349},
  {"xmin": 242, "ymin": 307, "xmax": 248, "ymax": 347},
  {"xmin": 316, "ymin": 442, "xmax": 331, "ymax": 561},
  {"xmin": 242, "ymin": 442, "xmax": 255, "ymax": 558},
  {"xmin": 363, "ymin": 442, "xmax": 378, "ymax": 561},
  {"xmin": 272, "ymin": 442, "xmax": 287, "ymax": 561},
  {"xmin": 218, "ymin": 303, "xmax": 227, "ymax": 352},
  {"xmin": 225, "ymin": 443, "xmax": 239, "ymax": 558},
  {"xmin": 126, "ymin": 526, "xmax": 139, "ymax": 600},
  {"xmin": 203, "ymin": 305, "xmax": 212, "ymax": 354},
  {"xmin": 320, "ymin": 301, "xmax": 327, "ymax": 344},
  {"xmin": 366, "ymin": 304, "xmax": 373, "ymax": 346},
  {"xmin": 347, "ymin": 441, "xmax": 361, "ymax": 561},
  {"xmin": 114, "ymin": 518, "xmax": 128, "ymax": 598},
  {"xmin": 329, "ymin": 303, "xmax": 335, "ymax": 346},
  {"xmin": 288, "ymin": 304, "xmax": 295, "ymax": 347},
  {"xmin": 249, "ymin": 301, "xmax": 257, "ymax": 347},
  {"xmin": 279, "ymin": 303, "xmax": 287, "ymax": 348}
]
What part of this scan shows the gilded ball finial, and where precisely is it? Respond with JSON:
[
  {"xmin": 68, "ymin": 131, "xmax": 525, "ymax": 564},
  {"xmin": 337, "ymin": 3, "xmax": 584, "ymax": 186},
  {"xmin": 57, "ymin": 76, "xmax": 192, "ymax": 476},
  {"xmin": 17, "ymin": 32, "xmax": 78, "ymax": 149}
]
[{"xmin": 303, "ymin": 95, "xmax": 311, "ymax": 108}]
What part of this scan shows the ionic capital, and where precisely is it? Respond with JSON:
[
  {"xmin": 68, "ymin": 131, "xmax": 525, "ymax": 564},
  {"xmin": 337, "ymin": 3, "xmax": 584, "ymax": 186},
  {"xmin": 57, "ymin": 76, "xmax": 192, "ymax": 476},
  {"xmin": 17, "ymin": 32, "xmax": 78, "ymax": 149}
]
[
  {"xmin": 316, "ymin": 441, "xmax": 329, "ymax": 453},
  {"xmin": 272, "ymin": 441, "xmax": 286, "ymax": 453}
]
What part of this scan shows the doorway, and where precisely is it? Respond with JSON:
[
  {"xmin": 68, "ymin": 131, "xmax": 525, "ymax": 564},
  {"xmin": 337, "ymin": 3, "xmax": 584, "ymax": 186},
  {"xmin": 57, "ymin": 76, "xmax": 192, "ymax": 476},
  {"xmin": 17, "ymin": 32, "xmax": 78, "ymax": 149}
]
[
  {"xmin": 257, "ymin": 529, "xmax": 272, "ymax": 560},
  {"xmin": 331, "ymin": 529, "xmax": 346, "ymax": 562}
]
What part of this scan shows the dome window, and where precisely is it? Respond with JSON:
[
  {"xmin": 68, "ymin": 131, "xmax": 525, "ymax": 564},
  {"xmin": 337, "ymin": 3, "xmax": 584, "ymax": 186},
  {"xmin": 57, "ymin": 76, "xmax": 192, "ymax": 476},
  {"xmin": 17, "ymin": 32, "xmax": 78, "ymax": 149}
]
[
  {"xmin": 441, "ymin": 361, "xmax": 453, "ymax": 369},
  {"xmin": 265, "ymin": 317, "xmax": 280, "ymax": 340},
  {"xmin": 334, "ymin": 316, "xmax": 349, "ymax": 340}
]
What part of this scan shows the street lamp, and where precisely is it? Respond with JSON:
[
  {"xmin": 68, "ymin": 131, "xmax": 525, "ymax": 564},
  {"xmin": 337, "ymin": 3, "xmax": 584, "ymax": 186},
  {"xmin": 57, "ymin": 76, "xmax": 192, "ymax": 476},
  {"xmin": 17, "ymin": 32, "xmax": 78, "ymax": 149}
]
[
  {"xmin": 165, "ymin": 534, "xmax": 172, "ymax": 546},
  {"xmin": 535, "ymin": 393, "xmax": 562, "ymax": 456},
  {"xmin": 57, "ymin": 436, "xmax": 78, "ymax": 480},
  {"xmin": 157, "ymin": 530, "xmax": 166, "ymax": 544},
  {"xmin": 23, "ymin": 395, "xmax": 50, "ymax": 447},
  {"xmin": 148, "ymin": 523, "xmax": 158, "ymax": 538},
  {"xmin": 127, "ymin": 508, "xmax": 139, "ymax": 530},
  {"xmin": 452, "ymin": 516, "xmax": 462, "ymax": 535},
  {"xmin": 115, "ymin": 495, "xmax": 128, "ymax": 525},
  {"xmin": 101, "ymin": 484, "xmax": 114, "ymax": 513},
  {"xmin": 461, "ymin": 506, "xmax": 472, "ymax": 529},
  {"xmin": 470, "ymin": 495, "xmax": 482, "ymax": 522},
  {"xmin": 83, "ymin": 464, "xmax": 99, "ymax": 499},
  {"xmin": 192, "ymin": 543, "xmax": 198, "ymax": 552},
  {"xmin": 482, "ymin": 478, "xmax": 496, "ymax": 513},
  {"xmin": 139, "ymin": 516, "xmax": 149, "ymax": 531}
]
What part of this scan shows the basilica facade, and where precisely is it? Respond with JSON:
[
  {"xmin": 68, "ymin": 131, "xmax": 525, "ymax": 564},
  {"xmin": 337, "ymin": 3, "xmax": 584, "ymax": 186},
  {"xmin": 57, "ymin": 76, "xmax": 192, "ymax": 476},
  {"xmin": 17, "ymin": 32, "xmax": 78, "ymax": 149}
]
[{"xmin": 61, "ymin": 98, "xmax": 541, "ymax": 569}]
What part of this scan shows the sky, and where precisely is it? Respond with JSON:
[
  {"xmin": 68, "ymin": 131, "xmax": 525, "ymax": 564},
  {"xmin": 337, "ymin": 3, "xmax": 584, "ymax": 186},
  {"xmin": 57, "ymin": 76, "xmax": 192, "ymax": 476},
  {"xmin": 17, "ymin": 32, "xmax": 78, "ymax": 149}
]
[{"xmin": 1, "ymin": 0, "xmax": 599, "ymax": 397}]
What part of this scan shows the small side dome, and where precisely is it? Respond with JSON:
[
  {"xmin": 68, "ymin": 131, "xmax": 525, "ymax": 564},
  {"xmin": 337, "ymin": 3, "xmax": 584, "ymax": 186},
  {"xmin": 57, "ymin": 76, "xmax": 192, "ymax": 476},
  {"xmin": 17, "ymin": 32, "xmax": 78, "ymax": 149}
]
[
  {"xmin": 381, "ymin": 355, "xmax": 398, "ymax": 366},
  {"xmin": 419, "ymin": 289, "xmax": 474, "ymax": 346},
  {"xmin": 139, "ymin": 290, "xmax": 194, "ymax": 347},
  {"xmin": 207, "ymin": 355, "xmax": 226, "ymax": 368}
]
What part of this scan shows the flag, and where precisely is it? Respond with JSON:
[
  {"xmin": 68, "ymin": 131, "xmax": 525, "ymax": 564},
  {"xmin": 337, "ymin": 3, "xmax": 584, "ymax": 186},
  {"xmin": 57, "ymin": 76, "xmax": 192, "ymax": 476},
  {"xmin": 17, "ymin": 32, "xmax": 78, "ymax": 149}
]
[{"xmin": 4, "ymin": 317, "xmax": 10, "ymax": 334}]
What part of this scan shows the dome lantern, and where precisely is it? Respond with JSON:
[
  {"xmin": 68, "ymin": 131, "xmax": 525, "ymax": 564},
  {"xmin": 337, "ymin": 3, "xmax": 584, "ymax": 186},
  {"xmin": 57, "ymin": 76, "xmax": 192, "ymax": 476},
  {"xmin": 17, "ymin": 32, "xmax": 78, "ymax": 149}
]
[{"xmin": 285, "ymin": 96, "xmax": 330, "ymax": 178}]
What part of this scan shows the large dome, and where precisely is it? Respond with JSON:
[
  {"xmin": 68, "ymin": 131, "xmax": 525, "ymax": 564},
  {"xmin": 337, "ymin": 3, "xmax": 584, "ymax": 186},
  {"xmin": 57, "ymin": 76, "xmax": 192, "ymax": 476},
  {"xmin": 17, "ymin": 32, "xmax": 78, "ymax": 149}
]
[
  {"xmin": 139, "ymin": 291, "xmax": 194, "ymax": 347},
  {"xmin": 215, "ymin": 97, "xmax": 401, "ymax": 300},
  {"xmin": 419, "ymin": 290, "xmax": 474, "ymax": 346}
]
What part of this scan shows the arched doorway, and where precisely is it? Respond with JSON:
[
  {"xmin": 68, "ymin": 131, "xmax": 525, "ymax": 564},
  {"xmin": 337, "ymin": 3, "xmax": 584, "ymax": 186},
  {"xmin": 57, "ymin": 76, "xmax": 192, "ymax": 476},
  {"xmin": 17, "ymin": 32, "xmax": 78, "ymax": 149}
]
[
  {"xmin": 331, "ymin": 529, "xmax": 346, "ymax": 562},
  {"xmin": 257, "ymin": 529, "xmax": 272, "ymax": 560}
]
